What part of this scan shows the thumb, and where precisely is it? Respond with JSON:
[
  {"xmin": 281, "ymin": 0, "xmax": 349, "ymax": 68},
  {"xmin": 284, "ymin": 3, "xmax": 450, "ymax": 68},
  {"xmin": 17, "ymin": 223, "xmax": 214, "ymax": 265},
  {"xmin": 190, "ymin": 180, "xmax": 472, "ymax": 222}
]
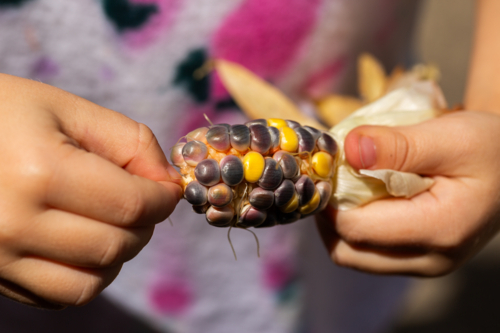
[{"xmin": 344, "ymin": 114, "xmax": 476, "ymax": 176}]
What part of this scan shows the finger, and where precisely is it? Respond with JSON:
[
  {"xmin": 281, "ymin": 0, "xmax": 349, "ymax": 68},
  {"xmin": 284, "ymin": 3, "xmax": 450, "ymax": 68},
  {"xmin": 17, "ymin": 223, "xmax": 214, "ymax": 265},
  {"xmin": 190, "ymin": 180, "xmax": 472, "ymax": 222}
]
[
  {"xmin": 0, "ymin": 257, "xmax": 121, "ymax": 306},
  {"xmin": 344, "ymin": 111, "xmax": 490, "ymax": 176},
  {"xmin": 315, "ymin": 212, "xmax": 455, "ymax": 276},
  {"xmin": 45, "ymin": 144, "xmax": 181, "ymax": 227},
  {"xmin": 318, "ymin": 176, "xmax": 485, "ymax": 250},
  {"xmin": 331, "ymin": 240, "xmax": 455, "ymax": 276},
  {"xmin": 0, "ymin": 277, "xmax": 65, "ymax": 309},
  {"xmin": 16, "ymin": 209, "xmax": 154, "ymax": 268},
  {"xmin": 52, "ymin": 93, "xmax": 181, "ymax": 183},
  {"xmin": 4, "ymin": 75, "xmax": 181, "ymax": 184}
]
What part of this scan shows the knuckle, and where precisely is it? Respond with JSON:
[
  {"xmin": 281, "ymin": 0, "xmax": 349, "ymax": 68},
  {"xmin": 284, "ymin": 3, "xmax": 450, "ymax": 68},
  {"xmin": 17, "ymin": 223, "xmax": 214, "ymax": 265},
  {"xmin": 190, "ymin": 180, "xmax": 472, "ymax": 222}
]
[
  {"xmin": 96, "ymin": 227, "xmax": 153, "ymax": 267},
  {"xmin": 339, "ymin": 228, "xmax": 366, "ymax": 245},
  {"xmin": 336, "ymin": 221, "xmax": 369, "ymax": 246},
  {"xmin": 118, "ymin": 188, "xmax": 145, "ymax": 225},
  {"xmin": 98, "ymin": 233, "xmax": 126, "ymax": 267},
  {"xmin": 431, "ymin": 237, "xmax": 460, "ymax": 251},
  {"xmin": 136, "ymin": 123, "xmax": 157, "ymax": 155},
  {"xmin": 417, "ymin": 255, "xmax": 457, "ymax": 277},
  {"xmin": 0, "ymin": 218, "xmax": 22, "ymax": 246},
  {"xmin": 331, "ymin": 249, "xmax": 351, "ymax": 268},
  {"xmin": 0, "ymin": 212, "xmax": 36, "ymax": 247},
  {"xmin": 121, "ymin": 123, "xmax": 157, "ymax": 165},
  {"xmin": 341, "ymin": 230, "xmax": 368, "ymax": 245},
  {"xmin": 428, "ymin": 227, "xmax": 467, "ymax": 251},
  {"xmin": 388, "ymin": 130, "xmax": 412, "ymax": 171},
  {"xmin": 74, "ymin": 275, "xmax": 103, "ymax": 306},
  {"xmin": 329, "ymin": 241, "xmax": 352, "ymax": 268},
  {"xmin": 17, "ymin": 155, "xmax": 54, "ymax": 194}
]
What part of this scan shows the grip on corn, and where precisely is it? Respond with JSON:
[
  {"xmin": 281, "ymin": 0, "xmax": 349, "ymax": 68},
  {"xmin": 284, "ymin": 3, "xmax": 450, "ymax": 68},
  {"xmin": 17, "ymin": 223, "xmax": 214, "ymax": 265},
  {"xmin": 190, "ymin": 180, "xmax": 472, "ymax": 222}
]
[{"xmin": 171, "ymin": 118, "xmax": 338, "ymax": 229}]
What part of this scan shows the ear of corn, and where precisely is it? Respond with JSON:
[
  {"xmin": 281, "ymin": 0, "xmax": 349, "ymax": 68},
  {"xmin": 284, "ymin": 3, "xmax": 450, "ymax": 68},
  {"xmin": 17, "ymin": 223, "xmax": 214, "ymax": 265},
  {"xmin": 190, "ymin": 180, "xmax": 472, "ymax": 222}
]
[
  {"xmin": 171, "ymin": 118, "xmax": 337, "ymax": 228},
  {"xmin": 174, "ymin": 57, "xmax": 446, "ymax": 231}
]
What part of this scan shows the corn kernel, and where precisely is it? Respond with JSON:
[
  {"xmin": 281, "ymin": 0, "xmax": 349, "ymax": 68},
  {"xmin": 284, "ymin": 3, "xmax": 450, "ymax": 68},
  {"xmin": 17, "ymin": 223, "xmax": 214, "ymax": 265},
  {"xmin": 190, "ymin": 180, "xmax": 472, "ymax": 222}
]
[
  {"xmin": 280, "ymin": 127, "xmax": 299, "ymax": 152},
  {"xmin": 312, "ymin": 152, "xmax": 333, "ymax": 178},
  {"xmin": 299, "ymin": 190, "xmax": 320, "ymax": 215},
  {"xmin": 243, "ymin": 151, "xmax": 265, "ymax": 183},
  {"xmin": 279, "ymin": 192, "xmax": 299, "ymax": 213},
  {"xmin": 170, "ymin": 142, "xmax": 186, "ymax": 167},
  {"xmin": 267, "ymin": 118, "xmax": 288, "ymax": 129},
  {"xmin": 186, "ymin": 127, "xmax": 209, "ymax": 143}
]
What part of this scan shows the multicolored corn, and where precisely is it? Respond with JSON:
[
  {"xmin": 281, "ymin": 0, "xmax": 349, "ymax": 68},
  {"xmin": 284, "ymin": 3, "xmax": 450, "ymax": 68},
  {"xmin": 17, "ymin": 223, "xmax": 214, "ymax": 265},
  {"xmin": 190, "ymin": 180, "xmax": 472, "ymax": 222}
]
[{"xmin": 171, "ymin": 118, "xmax": 338, "ymax": 229}]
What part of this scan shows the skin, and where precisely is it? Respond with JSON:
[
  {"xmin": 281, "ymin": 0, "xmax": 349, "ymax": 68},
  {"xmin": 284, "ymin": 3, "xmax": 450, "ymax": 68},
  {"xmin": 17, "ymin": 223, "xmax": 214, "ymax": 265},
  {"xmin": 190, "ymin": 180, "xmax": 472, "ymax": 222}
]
[
  {"xmin": 316, "ymin": 0, "xmax": 500, "ymax": 276},
  {"xmin": 0, "ymin": 74, "xmax": 182, "ymax": 308}
]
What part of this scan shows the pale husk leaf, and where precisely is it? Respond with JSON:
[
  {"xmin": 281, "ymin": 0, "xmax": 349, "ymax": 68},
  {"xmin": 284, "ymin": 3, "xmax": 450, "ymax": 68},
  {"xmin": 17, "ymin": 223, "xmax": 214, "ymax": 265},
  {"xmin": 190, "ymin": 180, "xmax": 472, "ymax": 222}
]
[
  {"xmin": 215, "ymin": 59, "xmax": 326, "ymax": 130},
  {"xmin": 358, "ymin": 53, "xmax": 387, "ymax": 102},
  {"xmin": 386, "ymin": 64, "xmax": 441, "ymax": 93},
  {"xmin": 359, "ymin": 169, "xmax": 435, "ymax": 198},
  {"xmin": 316, "ymin": 95, "xmax": 364, "ymax": 127}
]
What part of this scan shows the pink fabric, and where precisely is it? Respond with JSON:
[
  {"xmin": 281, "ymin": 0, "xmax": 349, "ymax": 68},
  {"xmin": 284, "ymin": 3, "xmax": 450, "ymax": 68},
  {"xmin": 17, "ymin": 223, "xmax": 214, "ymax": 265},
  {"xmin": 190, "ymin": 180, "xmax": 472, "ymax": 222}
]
[
  {"xmin": 150, "ymin": 280, "xmax": 192, "ymax": 315},
  {"xmin": 210, "ymin": 0, "xmax": 322, "ymax": 99},
  {"xmin": 263, "ymin": 258, "xmax": 294, "ymax": 290},
  {"xmin": 147, "ymin": 224, "xmax": 193, "ymax": 316}
]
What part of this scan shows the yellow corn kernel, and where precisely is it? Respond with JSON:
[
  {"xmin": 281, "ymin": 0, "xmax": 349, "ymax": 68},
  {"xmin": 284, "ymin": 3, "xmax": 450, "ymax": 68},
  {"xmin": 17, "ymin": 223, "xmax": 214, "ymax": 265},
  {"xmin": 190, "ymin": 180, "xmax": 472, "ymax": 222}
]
[
  {"xmin": 279, "ymin": 192, "xmax": 299, "ymax": 213},
  {"xmin": 280, "ymin": 127, "xmax": 299, "ymax": 152},
  {"xmin": 299, "ymin": 190, "xmax": 320, "ymax": 215},
  {"xmin": 267, "ymin": 118, "xmax": 288, "ymax": 129},
  {"xmin": 243, "ymin": 151, "xmax": 265, "ymax": 183},
  {"xmin": 312, "ymin": 152, "xmax": 333, "ymax": 178}
]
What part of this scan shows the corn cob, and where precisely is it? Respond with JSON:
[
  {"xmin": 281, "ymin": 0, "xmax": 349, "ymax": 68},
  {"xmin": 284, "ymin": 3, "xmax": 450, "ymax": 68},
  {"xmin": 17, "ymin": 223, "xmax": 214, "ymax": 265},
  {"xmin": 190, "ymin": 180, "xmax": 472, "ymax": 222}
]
[{"xmin": 171, "ymin": 118, "xmax": 338, "ymax": 229}]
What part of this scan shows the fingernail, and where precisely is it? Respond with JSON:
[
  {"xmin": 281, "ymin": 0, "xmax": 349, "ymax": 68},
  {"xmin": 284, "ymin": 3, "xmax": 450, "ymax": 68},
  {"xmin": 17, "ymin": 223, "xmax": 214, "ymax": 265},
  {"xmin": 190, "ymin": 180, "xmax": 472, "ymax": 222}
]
[
  {"xmin": 359, "ymin": 136, "xmax": 377, "ymax": 169},
  {"xmin": 167, "ymin": 165, "xmax": 182, "ymax": 181}
]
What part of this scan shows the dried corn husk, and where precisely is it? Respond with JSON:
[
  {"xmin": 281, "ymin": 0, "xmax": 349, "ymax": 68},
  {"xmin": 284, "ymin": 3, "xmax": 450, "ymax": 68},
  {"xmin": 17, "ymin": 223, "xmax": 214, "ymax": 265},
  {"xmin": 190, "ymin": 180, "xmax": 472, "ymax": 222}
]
[
  {"xmin": 330, "ymin": 81, "xmax": 447, "ymax": 210},
  {"xmin": 316, "ymin": 53, "xmax": 441, "ymax": 127},
  {"xmin": 215, "ymin": 60, "xmax": 326, "ymax": 130},
  {"xmin": 316, "ymin": 95, "xmax": 363, "ymax": 126},
  {"xmin": 214, "ymin": 58, "xmax": 447, "ymax": 211},
  {"xmin": 358, "ymin": 53, "xmax": 387, "ymax": 102}
]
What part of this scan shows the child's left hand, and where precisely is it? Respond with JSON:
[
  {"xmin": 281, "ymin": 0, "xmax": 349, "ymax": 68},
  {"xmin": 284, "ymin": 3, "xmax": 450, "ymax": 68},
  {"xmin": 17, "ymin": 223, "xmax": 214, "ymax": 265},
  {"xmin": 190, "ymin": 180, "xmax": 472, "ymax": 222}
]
[{"xmin": 316, "ymin": 110, "xmax": 500, "ymax": 276}]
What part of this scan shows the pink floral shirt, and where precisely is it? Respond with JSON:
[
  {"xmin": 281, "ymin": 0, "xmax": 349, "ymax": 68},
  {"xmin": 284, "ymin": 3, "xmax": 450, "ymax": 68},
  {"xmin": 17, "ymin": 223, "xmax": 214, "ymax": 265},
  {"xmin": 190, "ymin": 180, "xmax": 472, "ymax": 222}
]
[{"xmin": 0, "ymin": 1, "xmax": 417, "ymax": 332}]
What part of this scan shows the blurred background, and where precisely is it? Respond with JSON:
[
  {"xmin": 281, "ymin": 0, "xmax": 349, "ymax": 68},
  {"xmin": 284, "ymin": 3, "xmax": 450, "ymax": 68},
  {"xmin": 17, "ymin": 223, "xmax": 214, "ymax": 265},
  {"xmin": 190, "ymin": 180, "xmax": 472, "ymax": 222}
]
[
  {"xmin": 0, "ymin": 2, "xmax": 494, "ymax": 333},
  {"xmin": 388, "ymin": 1, "xmax": 500, "ymax": 332},
  {"xmin": 412, "ymin": 0, "xmax": 473, "ymax": 105}
]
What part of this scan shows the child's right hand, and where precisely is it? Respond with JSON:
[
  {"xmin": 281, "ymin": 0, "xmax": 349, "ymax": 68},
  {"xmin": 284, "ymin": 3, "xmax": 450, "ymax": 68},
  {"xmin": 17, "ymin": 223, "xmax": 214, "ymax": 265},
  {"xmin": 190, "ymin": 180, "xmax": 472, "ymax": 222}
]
[{"xmin": 0, "ymin": 74, "xmax": 182, "ymax": 308}]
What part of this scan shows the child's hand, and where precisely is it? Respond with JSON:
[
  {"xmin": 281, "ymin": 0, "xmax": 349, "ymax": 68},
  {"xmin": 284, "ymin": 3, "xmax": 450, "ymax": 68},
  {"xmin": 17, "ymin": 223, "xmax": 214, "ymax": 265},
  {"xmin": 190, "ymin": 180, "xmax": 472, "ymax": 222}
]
[
  {"xmin": 0, "ymin": 74, "xmax": 182, "ymax": 308},
  {"xmin": 316, "ymin": 111, "xmax": 500, "ymax": 276}
]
